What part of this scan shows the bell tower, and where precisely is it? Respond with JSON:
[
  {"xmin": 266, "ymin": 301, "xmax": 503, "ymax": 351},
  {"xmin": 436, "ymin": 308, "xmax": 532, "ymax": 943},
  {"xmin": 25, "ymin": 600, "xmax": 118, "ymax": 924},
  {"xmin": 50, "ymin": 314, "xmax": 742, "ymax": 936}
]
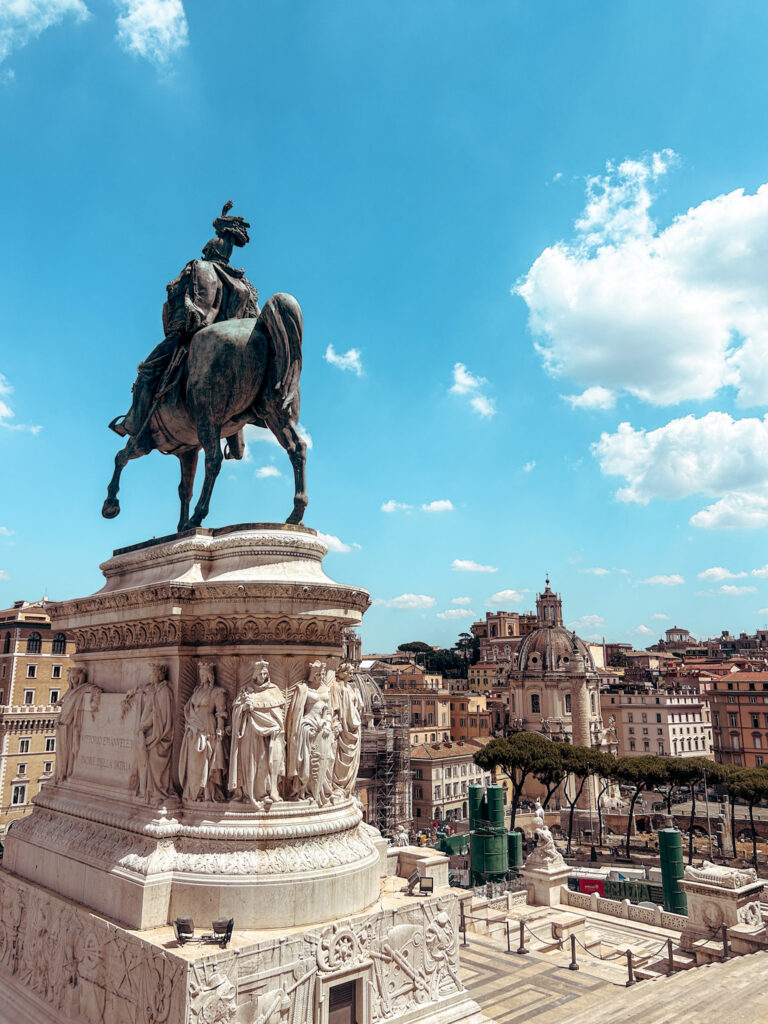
[{"xmin": 536, "ymin": 576, "xmax": 563, "ymax": 627}]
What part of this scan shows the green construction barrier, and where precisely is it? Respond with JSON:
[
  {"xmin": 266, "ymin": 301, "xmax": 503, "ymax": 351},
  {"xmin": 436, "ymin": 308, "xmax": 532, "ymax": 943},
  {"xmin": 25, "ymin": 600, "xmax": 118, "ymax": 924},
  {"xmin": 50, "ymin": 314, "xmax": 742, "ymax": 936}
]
[
  {"xmin": 658, "ymin": 826, "xmax": 687, "ymax": 916},
  {"xmin": 508, "ymin": 830, "xmax": 523, "ymax": 868},
  {"xmin": 469, "ymin": 785, "xmax": 485, "ymax": 831},
  {"xmin": 486, "ymin": 785, "xmax": 505, "ymax": 828}
]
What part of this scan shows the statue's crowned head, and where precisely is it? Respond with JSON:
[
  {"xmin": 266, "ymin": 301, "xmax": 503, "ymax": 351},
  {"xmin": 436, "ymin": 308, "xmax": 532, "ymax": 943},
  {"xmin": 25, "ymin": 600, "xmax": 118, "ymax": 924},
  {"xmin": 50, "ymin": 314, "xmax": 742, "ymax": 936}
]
[
  {"xmin": 202, "ymin": 200, "xmax": 251, "ymax": 264},
  {"xmin": 308, "ymin": 660, "xmax": 326, "ymax": 688},
  {"xmin": 252, "ymin": 659, "xmax": 270, "ymax": 686},
  {"xmin": 150, "ymin": 662, "xmax": 168, "ymax": 685},
  {"xmin": 198, "ymin": 661, "xmax": 216, "ymax": 686}
]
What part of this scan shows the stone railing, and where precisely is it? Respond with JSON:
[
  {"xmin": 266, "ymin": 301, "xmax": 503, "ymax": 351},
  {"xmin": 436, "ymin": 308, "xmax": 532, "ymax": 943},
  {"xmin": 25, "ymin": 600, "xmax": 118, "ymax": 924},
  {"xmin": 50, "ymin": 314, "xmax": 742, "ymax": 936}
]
[{"xmin": 561, "ymin": 886, "xmax": 687, "ymax": 931}]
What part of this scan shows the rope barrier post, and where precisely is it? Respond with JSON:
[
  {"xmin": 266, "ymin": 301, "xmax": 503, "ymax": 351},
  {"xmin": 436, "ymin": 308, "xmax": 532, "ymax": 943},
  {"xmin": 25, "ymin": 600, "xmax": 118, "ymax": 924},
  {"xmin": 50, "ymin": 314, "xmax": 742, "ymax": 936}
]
[
  {"xmin": 517, "ymin": 920, "xmax": 529, "ymax": 955},
  {"xmin": 625, "ymin": 949, "xmax": 636, "ymax": 987},
  {"xmin": 667, "ymin": 938, "xmax": 674, "ymax": 974},
  {"xmin": 460, "ymin": 902, "xmax": 467, "ymax": 947},
  {"xmin": 506, "ymin": 919, "xmax": 511, "ymax": 954},
  {"xmin": 568, "ymin": 933, "xmax": 579, "ymax": 971},
  {"xmin": 721, "ymin": 924, "xmax": 729, "ymax": 960}
]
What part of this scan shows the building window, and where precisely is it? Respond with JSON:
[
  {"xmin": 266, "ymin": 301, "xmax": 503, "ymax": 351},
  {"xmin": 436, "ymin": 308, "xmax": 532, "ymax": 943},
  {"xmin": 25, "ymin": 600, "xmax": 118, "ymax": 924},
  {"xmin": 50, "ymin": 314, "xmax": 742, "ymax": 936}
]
[
  {"xmin": 758, "ymin": 756, "xmax": 765, "ymax": 767},
  {"xmin": 656, "ymin": 713, "xmax": 662, "ymax": 723},
  {"xmin": 752, "ymin": 715, "xmax": 760, "ymax": 729},
  {"xmin": 729, "ymin": 713, "xmax": 738, "ymax": 728},
  {"xmin": 629, "ymin": 740, "xmax": 636, "ymax": 751},
  {"xmin": 414, "ymin": 786, "xmax": 423, "ymax": 800},
  {"xmin": 643, "ymin": 741, "xmax": 650, "ymax": 751},
  {"xmin": 43, "ymin": 761, "xmax": 53, "ymax": 774},
  {"xmin": 49, "ymin": 689, "xmax": 60, "ymax": 704},
  {"xmin": 627, "ymin": 712, "xmax": 633, "ymax": 723},
  {"xmin": 52, "ymin": 633, "xmax": 66, "ymax": 655},
  {"xmin": 17, "ymin": 763, "xmax": 27, "ymax": 777},
  {"xmin": 731, "ymin": 733, "xmax": 740, "ymax": 751},
  {"xmin": 26, "ymin": 665, "xmax": 37, "ymax": 679},
  {"xmin": 18, "ymin": 738, "xmax": 30, "ymax": 753},
  {"xmin": 26, "ymin": 632, "xmax": 41, "ymax": 654},
  {"xmin": 565, "ymin": 693, "xmax": 571, "ymax": 714},
  {"xmin": 2, "ymin": 631, "xmax": 10, "ymax": 654},
  {"xmin": 531, "ymin": 693, "xmax": 541, "ymax": 714},
  {"xmin": 52, "ymin": 665, "xmax": 62, "ymax": 680},
  {"xmin": 45, "ymin": 736, "xmax": 55, "ymax": 752},
  {"xmin": 12, "ymin": 785, "xmax": 26, "ymax": 805},
  {"xmin": 23, "ymin": 689, "xmax": 34, "ymax": 704}
]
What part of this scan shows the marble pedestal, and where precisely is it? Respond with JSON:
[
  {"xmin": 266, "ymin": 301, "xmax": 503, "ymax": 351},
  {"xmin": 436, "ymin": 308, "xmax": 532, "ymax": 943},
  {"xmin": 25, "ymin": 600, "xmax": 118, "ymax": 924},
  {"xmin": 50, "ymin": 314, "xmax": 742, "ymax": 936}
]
[
  {"xmin": 679, "ymin": 862, "xmax": 765, "ymax": 951},
  {"xmin": 4, "ymin": 525, "xmax": 381, "ymax": 931}
]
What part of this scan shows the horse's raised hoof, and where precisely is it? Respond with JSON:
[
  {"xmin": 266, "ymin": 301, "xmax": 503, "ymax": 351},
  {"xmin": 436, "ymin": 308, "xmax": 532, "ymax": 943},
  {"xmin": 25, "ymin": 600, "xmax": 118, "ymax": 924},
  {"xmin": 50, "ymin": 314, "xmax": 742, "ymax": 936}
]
[
  {"xmin": 102, "ymin": 499, "xmax": 121, "ymax": 519},
  {"xmin": 285, "ymin": 510, "xmax": 305, "ymax": 526}
]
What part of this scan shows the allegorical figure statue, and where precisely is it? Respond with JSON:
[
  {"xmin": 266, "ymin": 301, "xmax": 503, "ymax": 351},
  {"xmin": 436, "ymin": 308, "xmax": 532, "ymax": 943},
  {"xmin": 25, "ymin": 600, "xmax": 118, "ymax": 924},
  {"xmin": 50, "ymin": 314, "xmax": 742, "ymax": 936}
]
[
  {"xmin": 178, "ymin": 661, "xmax": 228, "ymax": 802},
  {"xmin": 55, "ymin": 666, "xmax": 101, "ymax": 783},
  {"xmin": 103, "ymin": 201, "xmax": 307, "ymax": 532},
  {"xmin": 286, "ymin": 660, "xmax": 336, "ymax": 806},
  {"xmin": 228, "ymin": 660, "xmax": 286, "ymax": 806},
  {"xmin": 329, "ymin": 661, "xmax": 363, "ymax": 799},
  {"xmin": 122, "ymin": 663, "xmax": 174, "ymax": 803}
]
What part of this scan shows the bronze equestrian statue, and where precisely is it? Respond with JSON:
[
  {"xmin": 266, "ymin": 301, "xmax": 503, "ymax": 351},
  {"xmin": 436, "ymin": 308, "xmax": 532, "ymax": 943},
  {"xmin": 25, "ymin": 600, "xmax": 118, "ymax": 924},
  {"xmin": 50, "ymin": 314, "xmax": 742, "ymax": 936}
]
[{"xmin": 103, "ymin": 202, "xmax": 307, "ymax": 531}]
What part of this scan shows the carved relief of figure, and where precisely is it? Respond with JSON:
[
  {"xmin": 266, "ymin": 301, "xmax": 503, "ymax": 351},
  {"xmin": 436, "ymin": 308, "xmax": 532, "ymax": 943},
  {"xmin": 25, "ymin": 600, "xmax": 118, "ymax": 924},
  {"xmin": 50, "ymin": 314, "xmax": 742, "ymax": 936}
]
[
  {"xmin": 329, "ymin": 661, "xmax": 363, "ymax": 798},
  {"xmin": 122, "ymin": 663, "xmax": 174, "ymax": 803},
  {"xmin": 178, "ymin": 661, "xmax": 228, "ymax": 802},
  {"xmin": 55, "ymin": 666, "xmax": 101, "ymax": 782},
  {"xmin": 285, "ymin": 660, "xmax": 335, "ymax": 805},
  {"xmin": 228, "ymin": 660, "xmax": 285, "ymax": 806}
]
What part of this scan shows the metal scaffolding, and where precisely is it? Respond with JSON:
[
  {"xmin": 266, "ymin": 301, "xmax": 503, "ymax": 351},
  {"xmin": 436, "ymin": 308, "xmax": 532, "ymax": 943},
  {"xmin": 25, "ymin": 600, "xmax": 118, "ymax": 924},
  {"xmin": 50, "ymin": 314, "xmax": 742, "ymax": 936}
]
[{"xmin": 359, "ymin": 700, "xmax": 412, "ymax": 836}]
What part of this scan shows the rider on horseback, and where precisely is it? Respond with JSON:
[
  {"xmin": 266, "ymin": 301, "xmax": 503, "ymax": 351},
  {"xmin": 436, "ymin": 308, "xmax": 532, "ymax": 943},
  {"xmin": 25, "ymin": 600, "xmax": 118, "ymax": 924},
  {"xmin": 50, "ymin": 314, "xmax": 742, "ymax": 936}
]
[{"xmin": 110, "ymin": 201, "xmax": 260, "ymax": 439}]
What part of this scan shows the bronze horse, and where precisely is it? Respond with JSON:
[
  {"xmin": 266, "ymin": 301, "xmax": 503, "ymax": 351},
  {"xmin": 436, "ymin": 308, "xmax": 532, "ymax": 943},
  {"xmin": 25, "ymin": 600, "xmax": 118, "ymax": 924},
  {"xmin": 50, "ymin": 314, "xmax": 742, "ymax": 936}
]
[{"xmin": 102, "ymin": 293, "xmax": 306, "ymax": 531}]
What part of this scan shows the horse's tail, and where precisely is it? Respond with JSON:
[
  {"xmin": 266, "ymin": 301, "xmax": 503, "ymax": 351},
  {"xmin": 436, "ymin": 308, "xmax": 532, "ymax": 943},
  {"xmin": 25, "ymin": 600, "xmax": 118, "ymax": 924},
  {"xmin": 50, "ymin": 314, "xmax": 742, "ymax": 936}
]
[{"xmin": 258, "ymin": 292, "xmax": 303, "ymax": 416}]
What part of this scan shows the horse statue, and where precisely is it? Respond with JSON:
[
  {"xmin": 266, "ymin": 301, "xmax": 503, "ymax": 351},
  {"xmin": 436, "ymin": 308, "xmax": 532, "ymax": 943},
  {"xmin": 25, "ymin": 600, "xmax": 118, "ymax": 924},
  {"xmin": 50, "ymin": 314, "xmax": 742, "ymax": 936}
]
[{"xmin": 102, "ymin": 203, "xmax": 307, "ymax": 531}]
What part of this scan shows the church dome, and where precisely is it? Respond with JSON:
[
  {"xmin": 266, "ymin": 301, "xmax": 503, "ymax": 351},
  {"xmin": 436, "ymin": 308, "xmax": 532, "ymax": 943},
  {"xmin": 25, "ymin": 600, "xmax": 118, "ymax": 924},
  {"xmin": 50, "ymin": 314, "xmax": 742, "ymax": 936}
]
[{"xmin": 515, "ymin": 624, "xmax": 596, "ymax": 675}]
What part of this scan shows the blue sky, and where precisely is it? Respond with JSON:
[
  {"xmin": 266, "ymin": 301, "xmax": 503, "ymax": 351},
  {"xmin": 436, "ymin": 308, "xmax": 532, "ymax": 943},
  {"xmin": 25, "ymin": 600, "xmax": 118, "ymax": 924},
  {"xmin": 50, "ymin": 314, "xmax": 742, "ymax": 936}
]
[{"xmin": 4, "ymin": 2, "xmax": 768, "ymax": 652}]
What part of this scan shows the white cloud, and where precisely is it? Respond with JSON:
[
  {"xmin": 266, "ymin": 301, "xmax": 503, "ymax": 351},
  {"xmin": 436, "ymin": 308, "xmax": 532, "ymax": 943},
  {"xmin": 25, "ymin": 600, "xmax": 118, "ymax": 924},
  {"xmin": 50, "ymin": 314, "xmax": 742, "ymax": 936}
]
[
  {"xmin": 720, "ymin": 584, "xmax": 758, "ymax": 595},
  {"xmin": 452, "ymin": 597, "xmax": 472, "ymax": 605},
  {"xmin": 486, "ymin": 589, "xmax": 525, "ymax": 606},
  {"xmin": 0, "ymin": 570, "xmax": 9, "ymax": 580},
  {"xmin": 316, "ymin": 531, "xmax": 360, "ymax": 554},
  {"xmin": 569, "ymin": 614, "xmax": 606, "ymax": 631},
  {"xmin": 372, "ymin": 594, "xmax": 435, "ymax": 610},
  {"xmin": 381, "ymin": 500, "xmax": 412, "ymax": 513},
  {"xmin": 635, "ymin": 624, "xmax": 654, "ymax": 636},
  {"xmin": 516, "ymin": 151, "xmax": 768, "ymax": 409},
  {"xmin": 437, "ymin": 608, "xmax": 475, "ymax": 620},
  {"xmin": 523, "ymin": 461, "xmax": 536, "ymax": 473},
  {"xmin": 324, "ymin": 343, "xmax": 363, "ymax": 377},
  {"xmin": 255, "ymin": 465, "xmax": 281, "ymax": 479},
  {"xmin": 421, "ymin": 499, "xmax": 454, "ymax": 513},
  {"xmin": 752, "ymin": 565, "xmax": 768, "ymax": 578},
  {"xmin": 564, "ymin": 386, "xmax": 616, "ymax": 410},
  {"xmin": 0, "ymin": 0, "xmax": 89, "ymax": 67},
  {"xmin": 242, "ymin": 422, "xmax": 312, "ymax": 461},
  {"xmin": 115, "ymin": 0, "xmax": 188, "ymax": 67},
  {"xmin": 594, "ymin": 412, "xmax": 768, "ymax": 529},
  {"xmin": 580, "ymin": 567, "xmax": 611, "ymax": 576},
  {"xmin": 758, "ymin": 608, "xmax": 768, "ymax": 616},
  {"xmin": 0, "ymin": 527, "xmax": 13, "ymax": 537},
  {"xmin": 641, "ymin": 574, "xmax": 684, "ymax": 586},
  {"xmin": 450, "ymin": 362, "xmax": 496, "ymax": 418},
  {"xmin": 453, "ymin": 559, "xmax": 498, "ymax": 574},
  {"xmin": 651, "ymin": 613, "xmax": 669, "ymax": 620},
  {"xmin": 698, "ymin": 566, "xmax": 747, "ymax": 581},
  {"xmin": 0, "ymin": 374, "xmax": 41, "ymax": 433}
]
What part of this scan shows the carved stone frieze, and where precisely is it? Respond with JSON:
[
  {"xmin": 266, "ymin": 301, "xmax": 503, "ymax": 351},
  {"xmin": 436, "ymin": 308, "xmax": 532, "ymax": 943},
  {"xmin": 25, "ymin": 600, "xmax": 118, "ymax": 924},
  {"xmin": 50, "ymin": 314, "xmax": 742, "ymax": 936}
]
[{"xmin": 69, "ymin": 613, "xmax": 347, "ymax": 653}]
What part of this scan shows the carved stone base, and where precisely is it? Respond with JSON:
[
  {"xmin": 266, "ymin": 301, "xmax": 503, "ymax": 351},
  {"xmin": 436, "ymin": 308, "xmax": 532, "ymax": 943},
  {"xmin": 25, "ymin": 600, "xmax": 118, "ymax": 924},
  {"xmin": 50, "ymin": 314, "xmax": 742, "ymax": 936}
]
[
  {"xmin": 679, "ymin": 868, "xmax": 765, "ymax": 952},
  {"xmin": 0, "ymin": 869, "xmax": 493, "ymax": 1024},
  {"xmin": 520, "ymin": 862, "xmax": 571, "ymax": 907}
]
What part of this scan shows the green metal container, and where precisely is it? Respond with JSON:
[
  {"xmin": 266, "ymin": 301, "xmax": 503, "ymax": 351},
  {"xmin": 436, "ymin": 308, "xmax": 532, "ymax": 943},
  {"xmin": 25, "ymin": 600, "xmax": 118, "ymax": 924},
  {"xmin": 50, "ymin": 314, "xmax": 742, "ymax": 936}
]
[
  {"xmin": 508, "ymin": 830, "xmax": 523, "ymax": 868},
  {"xmin": 486, "ymin": 785, "xmax": 505, "ymax": 828},
  {"xmin": 470, "ymin": 829, "xmax": 508, "ymax": 880},
  {"xmin": 469, "ymin": 785, "xmax": 485, "ymax": 831},
  {"xmin": 658, "ymin": 826, "xmax": 687, "ymax": 916}
]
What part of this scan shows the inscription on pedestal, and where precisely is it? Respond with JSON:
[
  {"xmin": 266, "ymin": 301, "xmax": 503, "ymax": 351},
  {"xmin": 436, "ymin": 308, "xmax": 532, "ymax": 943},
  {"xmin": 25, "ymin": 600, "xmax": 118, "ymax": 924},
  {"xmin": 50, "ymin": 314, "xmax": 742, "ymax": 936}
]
[{"xmin": 70, "ymin": 695, "xmax": 135, "ymax": 792}]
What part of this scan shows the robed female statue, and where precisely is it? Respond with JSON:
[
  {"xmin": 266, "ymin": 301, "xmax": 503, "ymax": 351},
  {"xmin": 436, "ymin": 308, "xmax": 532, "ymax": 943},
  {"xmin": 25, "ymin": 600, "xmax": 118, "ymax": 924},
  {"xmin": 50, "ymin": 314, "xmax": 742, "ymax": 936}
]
[
  {"xmin": 178, "ymin": 661, "xmax": 228, "ymax": 802},
  {"xmin": 285, "ymin": 660, "xmax": 335, "ymax": 806},
  {"xmin": 228, "ymin": 660, "xmax": 285, "ymax": 806},
  {"xmin": 329, "ymin": 661, "xmax": 363, "ymax": 798}
]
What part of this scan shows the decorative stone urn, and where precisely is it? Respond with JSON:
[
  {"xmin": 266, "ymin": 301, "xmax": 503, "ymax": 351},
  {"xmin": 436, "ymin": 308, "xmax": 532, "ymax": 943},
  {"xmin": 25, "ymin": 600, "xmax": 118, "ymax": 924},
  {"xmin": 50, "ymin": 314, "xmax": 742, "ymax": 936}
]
[{"xmin": 3, "ymin": 524, "xmax": 383, "ymax": 930}]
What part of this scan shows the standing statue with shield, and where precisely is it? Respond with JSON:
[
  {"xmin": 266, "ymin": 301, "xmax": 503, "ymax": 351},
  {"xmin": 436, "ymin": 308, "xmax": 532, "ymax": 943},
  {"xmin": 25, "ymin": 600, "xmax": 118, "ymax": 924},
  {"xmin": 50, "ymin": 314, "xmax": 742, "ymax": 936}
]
[{"xmin": 103, "ymin": 201, "xmax": 307, "ymax": 531}]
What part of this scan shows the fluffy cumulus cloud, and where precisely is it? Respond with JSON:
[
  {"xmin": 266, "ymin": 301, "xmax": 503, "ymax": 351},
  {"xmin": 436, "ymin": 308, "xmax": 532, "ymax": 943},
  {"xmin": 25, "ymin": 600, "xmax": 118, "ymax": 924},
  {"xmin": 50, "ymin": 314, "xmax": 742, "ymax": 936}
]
[
  {"xmin": 316, "ymin": 531, "xmax": 360, "ymax": 554},
  {"xmin": 0, "ymin": 570, "xmax": 10, "ymax": 581},
  {"xmin": 635, "ymin": 624, "xmax": 654, "ymax": 636},
  {"xmin": 594, "ymin": 412, "xmax": 768, "ymax": 529},
  {"xmin": 580, "ymin": 567, "xmax": 611, "ymax": 576},
  {"xmin": 698, "ymin": 566, "xmax": 747, "ymax": 581},
  {"xmin": 0, "ymin": 0, "xmax": 89, "ymax": 68},
  {"xmin": 452, "ymin": 559, "xmax": 498, "ymax": 574},
  {"xmin": 242, "ymin": 423, "xmax": 312, "ymax": 461},
  {"xmin": 0, "ymin": 527, "xmax": 13, "ymax": 536},
  {"xmin": 568, "ymin": 613, "xmax": 606, "ymax": 631},
  {"xmin": 486, "ymin": 589, "xmax": 525, "ymax": 606},
  {"xmin": 720, "ymin": 584, "xmax": 757, "ymax": 596},
  {"xmin": 0, "ymin": 373, "xmax": 41, "ymax": 433},
  {"xmin": 436, "ymin": 608, "xmax": 475, "ymax": 620},
  {"xmin": 523, "ymin": 461, "xmax": 536, "ymax": 473},
  {"xmin": 381, "ymin": 500, "xmax": 412, "ymax": 513},
  {"xmin": 516, "ymin": 151, "xmax": 768, "ymax": 408},
  {"xmin": 564, "ymin": 386, "xmax": 616, "ymax": 411},
  {"xmin": 651, "ymin": 612, "xmax": 669, "ymax": 620},
  {"xmin": 421, "ymin": 499, "xmax": 454, "ymax": 513},
  {"xmin": 115, "ymin": 0, "xmax": 188, "ymax": 66},
  {"xmin": 372, "ymin": 594, "xmax": 435, "ymax": 610},
  {"xmin": 324, "ymin": 344, "xmax": 363, "ymax": 377},
  {"xmin": 452, "ymin": 596, "xmax": 472, "ymax": 606},
  {"xmin": 641, "ymin": 574, "xmax": 684, "ymax": 586},
  {"xmin": 449, "ymin": 363, "xmax": 496, "ymax": 418},
  {"xmin": 255, "ymin": 465, "xmax": 281, "ymax": 479}
]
